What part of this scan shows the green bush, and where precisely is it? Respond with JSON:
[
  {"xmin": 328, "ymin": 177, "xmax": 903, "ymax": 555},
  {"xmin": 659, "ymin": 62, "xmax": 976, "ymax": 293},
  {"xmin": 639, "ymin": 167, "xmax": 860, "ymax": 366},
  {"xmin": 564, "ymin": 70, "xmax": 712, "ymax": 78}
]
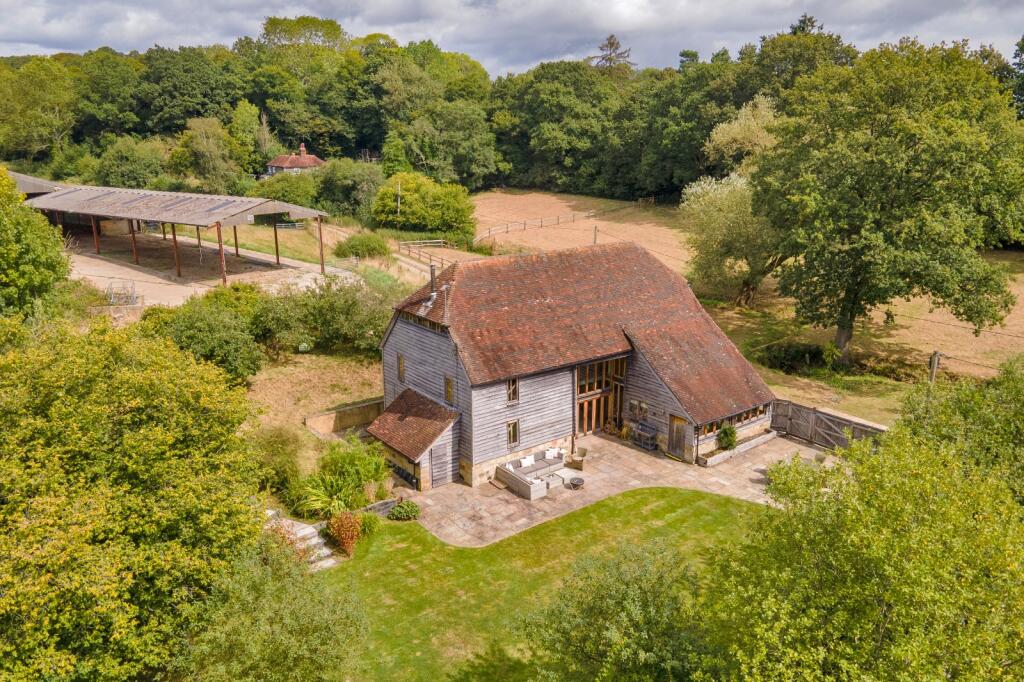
[
  {"xmin": 249, "ymin": 293, "xmax": 309, "ymax": 357},
  {"xmin": 250, "ymin": 425, "xmax": 302, "ymax": 494},
  {"xmin": 371, "ymin": 171, "xmax": 476, "ymax": 241},
  {"xmin": 167, "ymin": 304, "xmax": 264, "ymax": 382},
  {"xmin": 387, "ymin": 500, "xmax": 420, "ymax": 521},
  {"xmin": 333, "ymin": 232, "xmax": 391, "ymax": 259},
  {"xmin": 315, "ymin": 158, "xmax": 384, "ymax": 223},
  {"xmin": 297, "ymin": 276, "xmax": 398, "ymax": 354},
  {"xmin": 173, "ymin": 535, "xmax": 365, "ymax": 681},
  {"xmin": 753, "ymin": 341, "xmax": 828, "ymax": 374},
  {"xmin": 718, "ymin": 423, "xmax": 738, "ymax": 451},
  {"xmin": 249, "ymin": 171, "xmax": 319, "ymax": 207},
  {"xmin": 358, "ymin": 512, "xmax": 383, "ymax": 538},
  {"xmin": 290, "ymin": 436, "xmax": 391, "ymax": 519}
]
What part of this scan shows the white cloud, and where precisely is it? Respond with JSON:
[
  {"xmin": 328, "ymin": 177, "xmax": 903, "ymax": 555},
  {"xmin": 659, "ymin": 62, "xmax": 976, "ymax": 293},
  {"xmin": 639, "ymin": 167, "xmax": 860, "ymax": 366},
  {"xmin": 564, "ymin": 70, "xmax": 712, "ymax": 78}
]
[{"xmin": 0, "ymin": 0, "xmax": 1020, "ymax": 74}]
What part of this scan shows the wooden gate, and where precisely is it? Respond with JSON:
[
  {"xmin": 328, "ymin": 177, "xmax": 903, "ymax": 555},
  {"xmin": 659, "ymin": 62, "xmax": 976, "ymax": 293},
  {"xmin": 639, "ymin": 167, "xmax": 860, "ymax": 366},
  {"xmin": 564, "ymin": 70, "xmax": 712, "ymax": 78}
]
[
  {"xmin": 429, "ymin": 443, "xmax": 459, "ymax": 486},
  {"xmin": 771, "ymin": 400, "xmax": 885, "ymax": 449}
]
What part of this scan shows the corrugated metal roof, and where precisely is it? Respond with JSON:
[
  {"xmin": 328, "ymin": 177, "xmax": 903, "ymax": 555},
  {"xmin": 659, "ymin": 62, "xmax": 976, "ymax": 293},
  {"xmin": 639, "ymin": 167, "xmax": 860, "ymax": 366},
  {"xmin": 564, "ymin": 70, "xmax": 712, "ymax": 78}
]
[
  {"xmin": 25, "ymin": 184, "xmax": 326, "ymax": 227},
  {"xmin": 7, "ymin": 170, "xmax": 65, "ymax": 196}
]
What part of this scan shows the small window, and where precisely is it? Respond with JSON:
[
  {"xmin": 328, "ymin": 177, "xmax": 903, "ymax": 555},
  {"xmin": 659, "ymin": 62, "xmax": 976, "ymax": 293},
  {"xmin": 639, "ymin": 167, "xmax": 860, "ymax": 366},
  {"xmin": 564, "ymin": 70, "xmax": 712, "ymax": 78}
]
[
  {"xmin": 506, "ymin": 378, "xmax": 519, "ymax": 403},
  {"xmin": 397, "ymin": 354, "xmax": 406, "ymax": 382},
  {"xmin": 629, "ymin": 399, "xmax": 648, "ymax": 420},
  {"xmin": 507, "ymin": 420, "xmax": 520, "ymax": 447},
  {"xmin": 444, "ymin": 376, "xmax": 454, "ymax": 404}
]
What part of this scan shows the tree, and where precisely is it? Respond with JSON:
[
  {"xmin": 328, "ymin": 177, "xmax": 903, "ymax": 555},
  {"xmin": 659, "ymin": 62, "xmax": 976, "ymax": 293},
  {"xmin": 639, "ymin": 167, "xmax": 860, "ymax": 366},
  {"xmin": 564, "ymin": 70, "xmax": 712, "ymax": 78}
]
[
  {"xmin": 380, "ymin": 129, "xmax": 413, "ymax": 176},
  {"xmin": 697, "ymin": 430, "xmax": 1024, "ymax": 679},
  {"xmin": 73, "ymin": 47, "xmax": 144, "ymax": 139},
  {"xmin": 315, "ymin": 157, "xmax": 384, "ymax": 221},
  {"xmin": 898, "ymin": 359, "xmax": 1024, "ymax": 502},
  {"xmin": 702, "ymin": 94, "xmax": 777, "ymax": 175},
  {"xmin": 0, "ymin": 57, "xmax": 77, "ymax": 159},
  {"xmin": 754, "ymin": 40, "xmax": 1023, "ymax": 359},
  {"xmin": 371, "ymin": 171, "xmax": 475, "ymax": 240},
  {"xmin": 0, "ymin": 169, "xmax": 69, "ymax": 313},
  {"xmin": 167, "ymin": 117, "xmax": 243, "ymax": 194},
  {"xmin": 260, "ymin": 15, "xmax": 348, "ymax": 50},
  {"xmin": 173, "ymin": 536, "xmax": 364, "ymax": 682},
  {"xmin": 588, "ymin": 34, "xmax": 636, "ymax": 70},
  {"xmin": 229, "ymin": 100, "xmax": 284, "ymax": 175},
  {"xmin": 139, "ymin": 47, "xmax": 237, "ymax": 133},
  {"xmin": 392, "ymin": 100, "xmax": 499, "ymax": 190},
  {"xmin": 0, "ymin": 323, "xmax": 262, "ymax": 679},
  {"xmin": 93, "ymin": 136, "xmax": 166, "ymax": 188},
  {"xmin": 522, "ymin": 543, "xmax": 696, "ymax": 680},
  {"xmin": 249, "ymin": 172, "xmax": 319, "ymax": 207},
  {"xmin": 681, "ymin": 175, "xmax": 783, "ymax": 306},
  {"xmin": 1013, "ymin": 35, "xmax": 1024, "ymax": 117}
]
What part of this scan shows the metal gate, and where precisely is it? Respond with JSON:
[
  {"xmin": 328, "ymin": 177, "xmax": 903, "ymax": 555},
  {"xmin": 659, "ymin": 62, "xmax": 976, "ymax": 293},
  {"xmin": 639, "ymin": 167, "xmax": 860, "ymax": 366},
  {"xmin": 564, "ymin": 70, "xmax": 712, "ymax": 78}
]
[
  {"xmin": 771, "ymin": 400, "xmax": 885, "ymax": 449},
  {"xmin": 429, "ymin": 443, "xmax": 460, "ymax": 486}
]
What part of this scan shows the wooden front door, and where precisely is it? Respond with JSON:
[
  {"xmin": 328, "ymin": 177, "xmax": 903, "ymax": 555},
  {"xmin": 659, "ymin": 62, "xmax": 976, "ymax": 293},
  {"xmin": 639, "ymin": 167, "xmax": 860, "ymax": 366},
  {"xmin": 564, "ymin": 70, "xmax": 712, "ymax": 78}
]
[
  {"xmin": 429, "ymin": 443, "xmax": 459, "ymax": 486},
  {"xmin": 668, "ymin": 415, "xmax": 688, "ymax": 457}
]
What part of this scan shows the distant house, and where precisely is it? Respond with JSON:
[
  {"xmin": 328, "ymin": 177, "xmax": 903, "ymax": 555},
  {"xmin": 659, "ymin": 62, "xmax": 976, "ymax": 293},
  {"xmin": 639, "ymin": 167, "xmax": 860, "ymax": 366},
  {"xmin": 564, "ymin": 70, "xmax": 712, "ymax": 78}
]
[
  {"xmin": 265, "ymin": 143, "xmax": 325, "ymax": 176},
  {"xmin": 367, "ymin": 243, "xmax": 775, "ymax": 491}
]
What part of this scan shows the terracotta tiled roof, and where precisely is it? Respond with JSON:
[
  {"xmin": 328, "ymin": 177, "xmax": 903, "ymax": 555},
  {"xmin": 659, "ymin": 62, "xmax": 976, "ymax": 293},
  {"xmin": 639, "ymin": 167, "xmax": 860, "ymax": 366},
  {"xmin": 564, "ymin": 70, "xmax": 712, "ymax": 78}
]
[
  {"xmin": 394, "ymin": 242, "xmax": 773, "ymax": 424},
  {"xmin": 268, "ymin": 144, "xmax": 324, "ymax": 169},
  {"xmin": 367, "ymin": 389, "xmax": 458, "ymax": 462}
]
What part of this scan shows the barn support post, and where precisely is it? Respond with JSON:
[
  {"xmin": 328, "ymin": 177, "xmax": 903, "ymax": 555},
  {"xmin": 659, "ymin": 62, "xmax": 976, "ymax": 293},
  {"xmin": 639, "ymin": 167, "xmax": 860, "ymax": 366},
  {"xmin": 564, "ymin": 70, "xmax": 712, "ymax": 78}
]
[
  {"xmin": 215, "ymin": 222, "xmax": 227, "ymax": 285},
  {"xmin": 128, "ymin": 219, "xmax": 139, "ymax": 265},
  {"xmin": 317, "ymin": 216, "xmax": 325, "ymax": 275},
  {"xmin": 161, "ymin": 223, "xmax": 166, "ymax": 240},
  {"xmin": 233, "ymin": 224, "xmax": 239, "ymax": 257},
  {"xmin": 196, "ymin": 226, "xmax": 202, "ymax": 250},
  {"xmin": 169, "ymin": 224, "xmax": 181, "ymax": 278},
  {"xmin": 272, "ymin": 222, "xmax": 281, "ymax": 266},
  {"xmin": 90, "ymin": 216, "xmax": 100, "ymax": 254}
]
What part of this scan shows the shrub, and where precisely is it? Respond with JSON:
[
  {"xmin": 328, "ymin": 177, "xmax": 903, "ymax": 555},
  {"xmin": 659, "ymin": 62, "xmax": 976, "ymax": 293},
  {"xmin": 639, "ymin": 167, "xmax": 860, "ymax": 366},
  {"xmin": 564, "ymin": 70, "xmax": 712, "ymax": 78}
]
[
  {"xmin": 297, "ymin": 276, "xmax": 398, "ymax": 354},
  {"xmin": 249, "ymin": 171, "xmax": 319, "ymax": 207},
  {"xmin": 358, "ymin": 513, "xmax": 382, "ymax": 538},
  {"xmin": 371, "ymin": 171, "xmax": 476, "ymax": 241},
  {"xmin": 718, "ymin": 423, "xmax": 738, "ymax": 450},
  {"xmin": 250, "ymin": 425, "xmax": 302, "ymax": 494},
  {"xmin": 249, "ymin": 293, "xmax": 309, "ymax": 357},
  {"xmin": 291, "ymin": 437, "xmax": 391, "ymax": 519},
  {"xmin": 753, "ymin": 341, "xmax": 828, "ymax": 374},
  {"xmin": 387, "ymin": 500, "xmax": 420, "ymax": 521},
  {"xmin": 93, "ymin": 136, "xmax": 165, "ymax": 189},
  {"xmin": 327, "ymin": 512, "xmax": 362, "ymax": 556},
  {"xmin": 164, "ymin": 304, "xmax": 264, "ymax": 382},
  {"xmin": 315, "ymin": 158, "xmax": 384, "ymax": 223},
  {"xmin": 0, "ymin": 169, "xmax": 69, "ymax": 314},
  {"xmin": 333, "ymin": 232, "xmax": 391, "ymax": 259},
  {"xmin": 173, "ymin": 535, "xmax": 365, "ymax": 681}
]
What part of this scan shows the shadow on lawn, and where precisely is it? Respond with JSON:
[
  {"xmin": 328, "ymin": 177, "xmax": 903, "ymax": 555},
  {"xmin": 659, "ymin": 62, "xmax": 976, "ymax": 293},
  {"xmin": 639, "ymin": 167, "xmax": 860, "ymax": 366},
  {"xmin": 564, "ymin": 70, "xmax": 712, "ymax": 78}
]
[{"xmin": 446, "ymin": 643, "xmax": 538, "ymax": 682}]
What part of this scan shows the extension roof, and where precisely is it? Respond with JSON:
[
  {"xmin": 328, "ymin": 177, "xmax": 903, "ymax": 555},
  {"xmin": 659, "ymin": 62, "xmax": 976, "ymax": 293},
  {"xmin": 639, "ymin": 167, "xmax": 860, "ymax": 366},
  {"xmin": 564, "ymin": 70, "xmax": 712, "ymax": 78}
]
[
  {"xmin": 367, "ymin": 389, "xmax": 459, "ymax": 462},
  {"xmin": 394, "ymin": 242, "xmax": 773, "ymax": 424},
  {"xmin": 25, "ymin": 185, "xmax": 326, "ymax": 227}
]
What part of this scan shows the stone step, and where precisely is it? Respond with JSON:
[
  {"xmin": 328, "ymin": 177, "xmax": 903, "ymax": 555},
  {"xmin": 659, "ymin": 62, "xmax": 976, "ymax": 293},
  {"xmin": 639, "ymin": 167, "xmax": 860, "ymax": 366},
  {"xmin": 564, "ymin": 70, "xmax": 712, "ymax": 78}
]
[
  {"xmin": 296, "ymin": 533, "xmax": 325, "ymax": 550},
  {"xmin": 307, "ymin": 545, "xmax": 333, "ymax": 562},
  {"xmin": 309, "ymin": 556, "xmax": 341, "ymax": 572}
]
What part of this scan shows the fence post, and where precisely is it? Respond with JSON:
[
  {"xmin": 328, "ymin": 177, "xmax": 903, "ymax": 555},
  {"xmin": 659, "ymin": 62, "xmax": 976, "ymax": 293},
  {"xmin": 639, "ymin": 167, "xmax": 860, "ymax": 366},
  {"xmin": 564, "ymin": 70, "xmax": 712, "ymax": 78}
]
[{"xmin": 809, "ymin": 409, "xmax": 818, "ymax": 446}]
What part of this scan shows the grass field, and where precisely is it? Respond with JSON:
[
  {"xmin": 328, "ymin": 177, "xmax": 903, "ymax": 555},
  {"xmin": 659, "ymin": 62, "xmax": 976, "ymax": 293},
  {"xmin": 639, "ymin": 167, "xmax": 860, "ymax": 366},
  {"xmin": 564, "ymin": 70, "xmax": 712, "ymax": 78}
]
[{"xmin": 325, "ymin": 487, "xmax": 753, "ymax": 680}]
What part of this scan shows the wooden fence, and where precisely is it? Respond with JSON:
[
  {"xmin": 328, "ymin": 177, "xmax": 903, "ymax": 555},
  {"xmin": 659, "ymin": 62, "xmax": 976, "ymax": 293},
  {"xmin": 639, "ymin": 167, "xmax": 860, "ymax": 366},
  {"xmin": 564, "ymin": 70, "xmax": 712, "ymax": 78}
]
[
  {"xmin": 397, "ymin": 240, "xmax": 458, "ymax": 268},
  {"xmin": 771, "ymin": 400, "xmax": 886, "ymax": 449},
  {"xmin": 473, "ymin": 211, "xmax": 592, "ymax": 243}
]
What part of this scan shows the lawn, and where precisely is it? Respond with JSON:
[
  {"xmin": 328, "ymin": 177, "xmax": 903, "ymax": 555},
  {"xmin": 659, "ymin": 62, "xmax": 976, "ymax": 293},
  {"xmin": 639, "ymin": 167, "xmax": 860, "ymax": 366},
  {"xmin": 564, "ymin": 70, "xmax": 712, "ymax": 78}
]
[
  {"xmin": 231, "ymin": 220, "xmax": 360, "ymax": 268},
  {"xmin": 323, "ymin": 487, "xmax": 754, "ymax": 680}
]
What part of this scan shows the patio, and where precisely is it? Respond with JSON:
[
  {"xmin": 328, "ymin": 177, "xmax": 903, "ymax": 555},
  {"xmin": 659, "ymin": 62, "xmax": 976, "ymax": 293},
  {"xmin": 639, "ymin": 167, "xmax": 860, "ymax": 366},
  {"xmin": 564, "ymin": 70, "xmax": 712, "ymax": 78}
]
[{"xmin": 406, "ymin": 433, "xmax": 825, "ymax": 547}]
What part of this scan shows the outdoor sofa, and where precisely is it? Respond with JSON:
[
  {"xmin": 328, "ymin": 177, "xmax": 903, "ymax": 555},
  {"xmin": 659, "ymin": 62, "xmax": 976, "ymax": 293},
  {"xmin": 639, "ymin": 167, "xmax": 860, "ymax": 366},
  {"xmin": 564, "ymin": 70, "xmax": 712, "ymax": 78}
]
[{"xmin": 494, "ymin": 449, "xmax": 565, "ymax": 500}]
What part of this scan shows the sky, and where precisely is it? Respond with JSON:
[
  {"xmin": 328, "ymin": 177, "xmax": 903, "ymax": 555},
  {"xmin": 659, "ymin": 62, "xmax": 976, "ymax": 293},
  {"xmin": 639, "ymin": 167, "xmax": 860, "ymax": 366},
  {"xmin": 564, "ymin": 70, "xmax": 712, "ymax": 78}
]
[{"xmin": 1, "ymin": 0, "xmax": 1022, "ymax": 75}]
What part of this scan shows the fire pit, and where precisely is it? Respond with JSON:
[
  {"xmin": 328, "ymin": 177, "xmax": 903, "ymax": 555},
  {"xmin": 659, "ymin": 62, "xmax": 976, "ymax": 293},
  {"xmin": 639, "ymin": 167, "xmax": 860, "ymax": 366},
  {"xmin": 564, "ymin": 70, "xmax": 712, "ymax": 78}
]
[{"xmin": 569, "ymin": 477, "xmax": 584, "ymax": 491}]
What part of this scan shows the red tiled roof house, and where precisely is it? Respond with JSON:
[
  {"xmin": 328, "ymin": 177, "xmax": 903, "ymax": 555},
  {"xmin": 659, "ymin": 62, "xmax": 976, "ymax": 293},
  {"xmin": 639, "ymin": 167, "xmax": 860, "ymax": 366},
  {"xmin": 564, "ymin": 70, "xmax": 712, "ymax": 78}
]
[
  {"xmin": 266, "ymin": 143, "xmax": 325, "ymax": 176},
  {"xmin": 367, "ymin": 243, "xmax": 774, "ymax": 491}
]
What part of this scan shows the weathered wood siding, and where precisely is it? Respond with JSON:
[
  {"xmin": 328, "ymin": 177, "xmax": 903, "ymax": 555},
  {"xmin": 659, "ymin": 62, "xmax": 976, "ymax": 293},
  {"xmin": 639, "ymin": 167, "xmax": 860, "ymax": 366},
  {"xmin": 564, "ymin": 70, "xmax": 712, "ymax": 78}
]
[
  {"xmin": 622, "ymin": 350, "xmax": 692, "ymax": 447},
  {"xmin": 470, "ymin": 368, "xmax": 574, "ymax": 464},
  {"xmin": 381, "ymin": 317, "xmax": 470, "ymax": 462},
  {"xmin": 428, "ymin": 419, "xmax": 460, "ymax": 486}
]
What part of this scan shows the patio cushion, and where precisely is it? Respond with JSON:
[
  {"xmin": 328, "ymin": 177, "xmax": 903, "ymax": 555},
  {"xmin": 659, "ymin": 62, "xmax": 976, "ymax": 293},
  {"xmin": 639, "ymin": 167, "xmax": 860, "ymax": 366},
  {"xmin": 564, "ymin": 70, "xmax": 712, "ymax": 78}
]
[{"xmin": 520, "ymin": 454, "xmax": 534, "ymax": 467}]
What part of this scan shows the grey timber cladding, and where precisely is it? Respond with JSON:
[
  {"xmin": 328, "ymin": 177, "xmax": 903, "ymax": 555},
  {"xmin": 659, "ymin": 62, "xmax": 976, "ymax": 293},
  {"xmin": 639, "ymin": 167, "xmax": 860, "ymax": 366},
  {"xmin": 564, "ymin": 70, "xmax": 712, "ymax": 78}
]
[
  {"xmin": 622, "ymin": 349, "xmax": 690, "ymax": 442},
  {"xmin": 428, "ymin": 420, "xmax": 460, "ymax": 484},
  {"xmin": 470, "ymin": 368, "xmax": 574, "ymax": 464}
]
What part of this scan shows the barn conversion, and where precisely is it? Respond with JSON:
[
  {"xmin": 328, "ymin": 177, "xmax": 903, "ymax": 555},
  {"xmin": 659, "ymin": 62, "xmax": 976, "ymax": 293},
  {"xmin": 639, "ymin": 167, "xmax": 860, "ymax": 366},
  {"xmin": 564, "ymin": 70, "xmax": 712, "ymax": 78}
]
[{"xmin": 368, "ymin": 242, "xmax": 775, "ymax": 491}]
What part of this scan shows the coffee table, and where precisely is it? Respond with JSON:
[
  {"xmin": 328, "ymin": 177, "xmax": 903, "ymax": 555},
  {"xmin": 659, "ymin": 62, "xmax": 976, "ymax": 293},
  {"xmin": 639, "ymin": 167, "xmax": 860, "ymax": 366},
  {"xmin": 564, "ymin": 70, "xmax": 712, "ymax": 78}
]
[{"xmin": 569, "ymin": 477, "xmax": 584, "ymax": 490}]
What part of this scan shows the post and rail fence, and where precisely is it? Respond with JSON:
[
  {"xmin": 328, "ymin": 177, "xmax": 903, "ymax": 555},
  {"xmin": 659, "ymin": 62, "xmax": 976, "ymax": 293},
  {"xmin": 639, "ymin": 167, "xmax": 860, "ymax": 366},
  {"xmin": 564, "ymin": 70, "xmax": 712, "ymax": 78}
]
[
  {"xmin": 770, "ymin": 400, "xmax": 886, "ymax": 450},
  {"xmin": 397, "ymin": 240, "xmax": 458, "ymax": 269}
]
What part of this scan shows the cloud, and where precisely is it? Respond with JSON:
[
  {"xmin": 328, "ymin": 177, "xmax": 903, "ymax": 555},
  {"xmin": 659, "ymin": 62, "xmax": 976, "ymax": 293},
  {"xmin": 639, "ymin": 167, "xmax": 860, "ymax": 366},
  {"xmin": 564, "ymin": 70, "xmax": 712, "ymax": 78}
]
[{"xmin": 0, "ymin": 0, "xmax": 1020, "ymax": 74}]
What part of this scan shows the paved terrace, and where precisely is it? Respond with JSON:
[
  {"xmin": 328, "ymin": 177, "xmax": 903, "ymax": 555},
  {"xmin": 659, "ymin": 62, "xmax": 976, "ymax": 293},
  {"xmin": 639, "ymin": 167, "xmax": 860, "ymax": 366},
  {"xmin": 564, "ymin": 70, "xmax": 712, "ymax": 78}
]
[{"xmin": 406, "ymin": 433, "xmax": 825, "ymax": 547}]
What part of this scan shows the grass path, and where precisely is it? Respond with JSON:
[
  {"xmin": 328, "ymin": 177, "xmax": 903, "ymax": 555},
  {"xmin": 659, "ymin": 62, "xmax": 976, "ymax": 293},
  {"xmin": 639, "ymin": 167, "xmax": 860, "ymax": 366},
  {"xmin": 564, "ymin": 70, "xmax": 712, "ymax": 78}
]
[{"xmin": 323, "ymin": 487, "xmax": 754, "ymax": 680}]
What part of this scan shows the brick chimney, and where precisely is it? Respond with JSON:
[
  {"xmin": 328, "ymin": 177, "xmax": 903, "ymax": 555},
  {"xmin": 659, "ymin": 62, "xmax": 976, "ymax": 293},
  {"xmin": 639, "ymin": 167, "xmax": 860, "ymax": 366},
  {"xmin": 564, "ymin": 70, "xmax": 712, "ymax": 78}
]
[{"xmin": 299, "ymin": 143, "xmax": 307, "ymax": 157}]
